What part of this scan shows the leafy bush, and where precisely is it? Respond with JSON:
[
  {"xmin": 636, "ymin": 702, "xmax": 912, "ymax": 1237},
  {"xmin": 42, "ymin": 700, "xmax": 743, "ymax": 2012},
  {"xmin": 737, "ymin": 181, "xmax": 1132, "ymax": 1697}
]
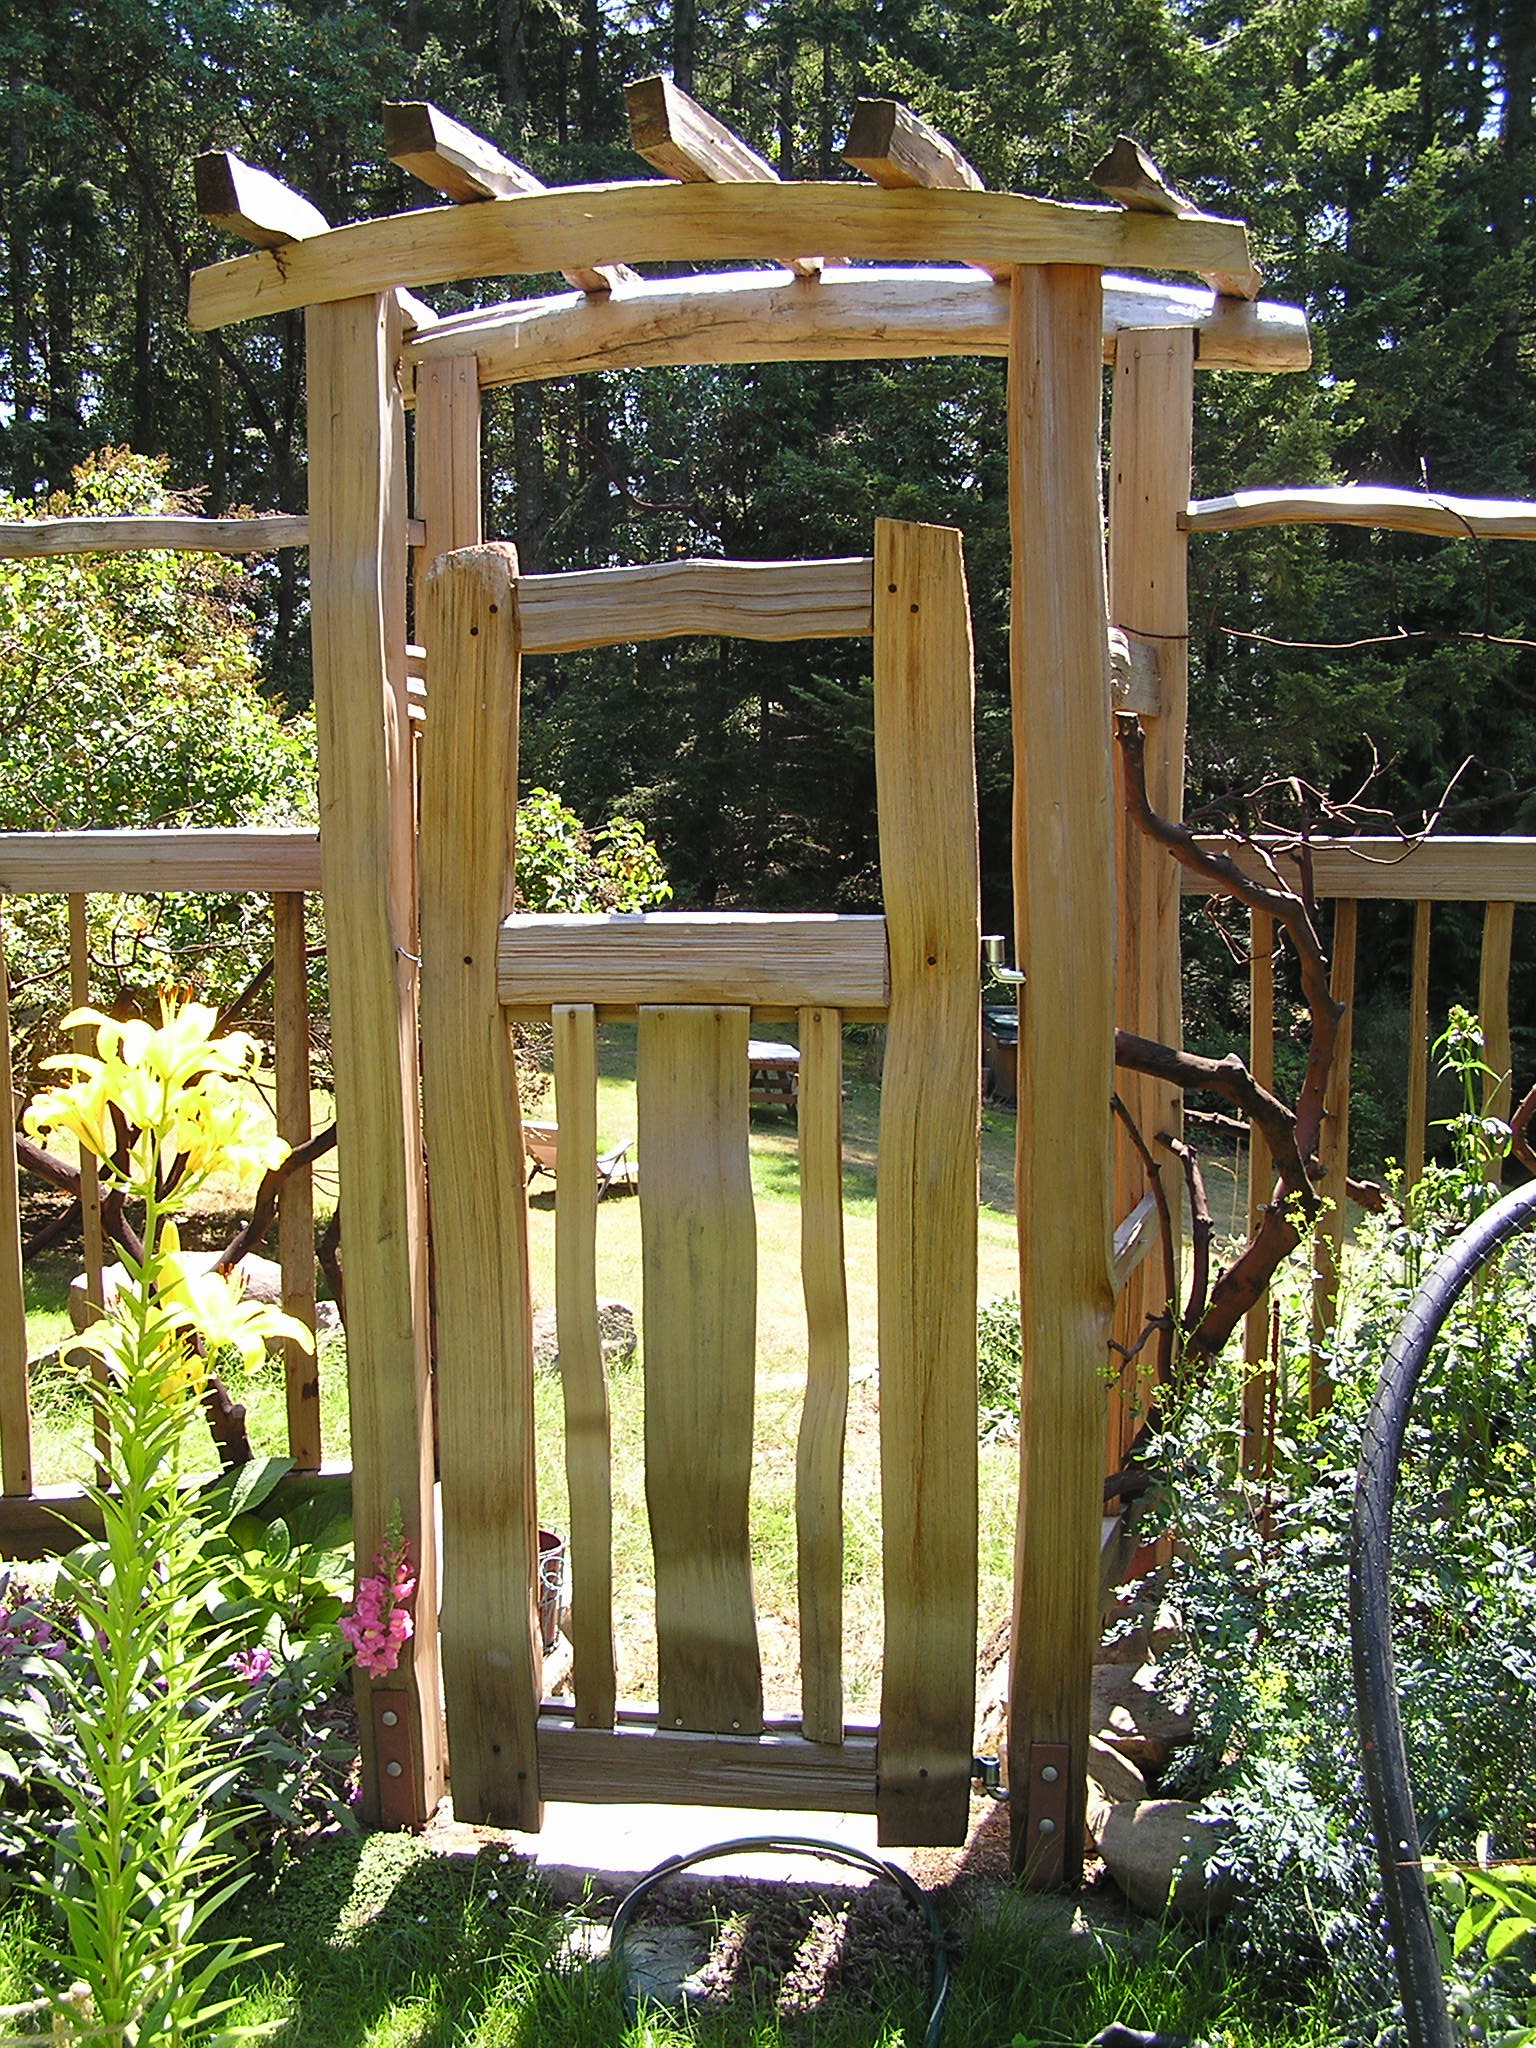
[{"xmin": 977, "ymin": 1294, "xmax": 1022, "ymax": 1441}]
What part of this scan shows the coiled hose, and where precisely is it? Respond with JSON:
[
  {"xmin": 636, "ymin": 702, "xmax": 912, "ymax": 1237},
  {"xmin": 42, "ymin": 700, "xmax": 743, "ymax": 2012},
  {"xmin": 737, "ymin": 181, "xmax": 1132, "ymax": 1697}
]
[{"xmin": 1349, "ymin": 1176, "xmax": 1536, "ymax": 2048}]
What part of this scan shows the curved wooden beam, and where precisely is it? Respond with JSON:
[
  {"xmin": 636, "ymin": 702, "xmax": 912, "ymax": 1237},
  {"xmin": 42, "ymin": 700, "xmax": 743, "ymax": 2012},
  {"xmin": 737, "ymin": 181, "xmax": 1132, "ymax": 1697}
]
[
  {"xmin": 1183, "ymin": 485, "xmax": 1536, "ymax": 539},
  {"xmin": 188, "ymin": 181, "xmax": 1255, "ymax": 330},
  {"xmin": 404, "ymin": 265, "xmax": 1309, "ymax": 389}
]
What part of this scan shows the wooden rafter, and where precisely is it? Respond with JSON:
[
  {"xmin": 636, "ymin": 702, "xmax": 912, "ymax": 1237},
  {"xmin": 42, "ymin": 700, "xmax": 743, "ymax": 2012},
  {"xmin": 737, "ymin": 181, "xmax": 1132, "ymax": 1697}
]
[
  {"xmin": 625, "ymin": 74, "xmax": 824, "ymax": 278},
  {"xmin": 843, "ymin": 99, "xmax": 984, "ymax": 193},
  {"xmin": 1090, "ymin": 134, "xmax": 1262, "ymax": 301},
  {"xmin": 383, "ymin": 101, "xmax": 636, "ymax": 296},
  {"xmin": 194, "ymin": 149, "xmax": 328, "ymax": 248},
  {"xmin": 188, "ymin": 183, "xmax": 1257, "ymax": 330}
]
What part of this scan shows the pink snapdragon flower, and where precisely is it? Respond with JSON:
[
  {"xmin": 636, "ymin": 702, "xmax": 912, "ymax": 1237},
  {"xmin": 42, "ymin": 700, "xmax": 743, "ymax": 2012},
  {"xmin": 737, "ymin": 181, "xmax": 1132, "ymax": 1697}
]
[
  {"xmin": 228, "ymin": 1645, "xmax": 275, "ymax": 1687},
  {"xmin": 340, "ymin": 1535, "xmax": 416, "ymax": 1679}
]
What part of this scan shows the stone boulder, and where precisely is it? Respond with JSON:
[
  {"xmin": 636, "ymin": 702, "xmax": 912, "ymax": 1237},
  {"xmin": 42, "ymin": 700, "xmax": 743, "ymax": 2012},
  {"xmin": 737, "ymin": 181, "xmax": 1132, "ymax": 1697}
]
[
  {"xmin": 1091, "ymin": 1661, "xmax": 1195, "ymax": 1772},
  {"xmin": 1095, "ymin": 1797, "xmax": 1236, "ymax": 1922},
  {"xmin": 1084, "ymin": 1734, "xmax": 1149, "ymax": 1845},
  {"xmin": 532, "ymin": 1300, "xmax": 637, "ymax": 1375}
]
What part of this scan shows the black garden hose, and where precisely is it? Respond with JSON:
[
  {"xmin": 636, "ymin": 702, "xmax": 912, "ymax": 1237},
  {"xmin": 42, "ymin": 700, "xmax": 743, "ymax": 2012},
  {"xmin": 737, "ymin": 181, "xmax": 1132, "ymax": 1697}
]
[
  {"xmin": 608, "ymin": 1833, "xmax": 951, "ymax": 2047},
  {"xmin": 1349, "ymin": 1176, "xmax": 1536, "ymax": 2048}
]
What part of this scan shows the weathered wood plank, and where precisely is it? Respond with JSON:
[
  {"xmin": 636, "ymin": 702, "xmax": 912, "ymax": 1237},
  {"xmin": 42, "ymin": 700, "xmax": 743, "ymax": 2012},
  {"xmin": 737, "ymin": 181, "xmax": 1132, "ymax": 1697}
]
[
  {"xmin": 553, "ymin": 1002, "xmax": 616, "ymax": 1731},
  {"xmin": 1480, "ymin": 900, "xmax": 1516, "ymax": 1187},
  {"xmin": 1090, "ymin": 135, "xmax": 1261, "ymax": 300},
  {"xmin": 405, "ymin": 268, "xmax": 1310, "ymax": 388},
  {"xmin": 1242, "ymin": 908, "xmax": 1276, "ymax": 1471},
  {"xmin": 514, "ymin": 555, "xmax": 874, "ymax": 651},
  {"xmin": 0, "ymin": 516, "xmax": 313, "ymax": 558},
  {"xmin": 1107, "ymin": 327, "xmax": 1193, "ymax": 1475},
  {"xmin": 384, "ymin": 100, "xmax": 635, "ymax": 295},
  {"xmin": 638, "ymin": 1003, "xmax": 762, "ymax": 1737},
  {"xmin": 307, "ymin": 292, "xmax": 444, "ymax": 1825},
  {"xmin": 413, "ymin": 354, "xmax": 482, "ymax": 564},
  {"xmin": 417, "ymin": 543, "xmax": 542, "ymax": 1828},
  {"xmin": 1183, "ymin": 486, "xmax": 1536, "ymax": 539},
  {"xmin": 188, "ymin": 184, "xmax": 1257, "ymax": 330},
  {"xmin": 536, "ymin": 1714, "xmax": 878, "ymax": 1809},
  {"xmin": 1182, "ymin": 835, "xmax": 1536, "ymax": 903},
  {"xmin": 68, "ymin": 894, "xmax": 109, "ymax": 1481},
  {"xmin": 872, "ymin": 517, "xmax": 979, "ymax": 1847},
  {"xmin": 795, "ymin": 1004, "xmax": 849, "ymax": 1746},
  {"xmin": 1311, "ymin": 899, "xmax": 1356, "ymax": 1413},
  {"xmin": 194, "ymin": 150, "xmax": 329, "ymax": 248},
  {"xmin": 273, "ymin": 892, "xmax": 320, "ymax": 1472},
  {"xmin": 625, "ymin": 75, "xmax": 822, "ymax": 277},
  {"xmin": 1006, "ymin": 266, "xmax": 1116, "ymax": 1887},
  {"xmin": 0, "ymin": 831, "xmax": 322, "ymax": 895},
  {"xmin": 499, "ymin": 913, "xmax": 888, "ymax": 1019},
  {"xmin": 1405, "ymin": 901, "xmax": 1432, "ymax": 1190},
  {"xmin": 0, "ymin": 913, "xmax": 32, "ymax": 1498}
]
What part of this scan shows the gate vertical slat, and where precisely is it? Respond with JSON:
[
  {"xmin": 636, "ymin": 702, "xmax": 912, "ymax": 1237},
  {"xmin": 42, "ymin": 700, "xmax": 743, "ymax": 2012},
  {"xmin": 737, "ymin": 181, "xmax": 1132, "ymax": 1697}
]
[
  {"xmin": 872, "ymin": 515, "xmax": 979, "ymax": 1848},
  {"xmin": 68, "ymin": 893, "xmax": 109, "ymax": 1481},
  {"xmin": 639, "ymin": 1001, "xmax": 762, "ymax": 1736},
  {"xmin": 795, "ymin": 1002, "xmax": 849, "ymax": 1746},
  {"xmin": 1311, "ymin": 897, "xmax": 1357, "ymax": 1411},
  {"xmin": 1405, "ymin": 900, "xmax": 1433, "ymax": 1189},
  {"xmin": 273, "ymin": 891, "xmax": 320, "ymax": 1470},
  {"xmin": 1480, "ymin": 899, "xmax": 1515, "ymax": 1186},
  {"xmin": 553, "ymin": 1000, "xmax": 616, "ymax": 1729},
  {"xmin": 1242, "ymin": 908, "xmax": 1276, "ymax": 1472},
  {"xmin": 0, "ymin": 911, "xmax": 32, "ymax": 1497}
]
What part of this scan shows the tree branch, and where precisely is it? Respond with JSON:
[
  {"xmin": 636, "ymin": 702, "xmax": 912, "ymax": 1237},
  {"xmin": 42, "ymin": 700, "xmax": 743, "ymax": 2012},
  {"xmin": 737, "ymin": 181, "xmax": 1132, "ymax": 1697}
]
[{"xmin": 215, "ymin": 1124, "xmax": 337, "ymax": 1272}]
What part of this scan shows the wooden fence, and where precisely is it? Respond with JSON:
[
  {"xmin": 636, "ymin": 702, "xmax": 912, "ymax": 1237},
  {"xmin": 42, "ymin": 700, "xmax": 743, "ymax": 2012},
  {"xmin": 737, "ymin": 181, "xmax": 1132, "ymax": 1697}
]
[{"xmin": 0, "ymin": 831, "xmax": 330, "ymax": 1550}]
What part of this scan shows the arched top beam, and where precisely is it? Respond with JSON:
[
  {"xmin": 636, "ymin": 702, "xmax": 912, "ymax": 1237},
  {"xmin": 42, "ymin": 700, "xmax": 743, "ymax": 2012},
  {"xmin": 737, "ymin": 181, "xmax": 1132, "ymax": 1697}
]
[
  {"xmin": 187, "ymin": 179, "xmax": 1254, "ymax": 331},
  {"xmin": 402, "ymin": 265, "xmax": 1309, "ymax": 390}
]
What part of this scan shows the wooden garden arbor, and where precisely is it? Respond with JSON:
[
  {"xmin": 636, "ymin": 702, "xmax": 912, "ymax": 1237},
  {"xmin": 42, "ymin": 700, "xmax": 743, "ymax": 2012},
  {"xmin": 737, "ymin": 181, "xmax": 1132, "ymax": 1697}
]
[{"xmin": 188, "ymin": 87, "xmax": 1307, "ymax": 1880}]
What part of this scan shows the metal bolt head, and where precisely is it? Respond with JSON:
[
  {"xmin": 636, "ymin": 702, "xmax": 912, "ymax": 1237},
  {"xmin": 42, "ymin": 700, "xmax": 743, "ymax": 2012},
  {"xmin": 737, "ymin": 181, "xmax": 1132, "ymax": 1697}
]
[
  {"xmin": 1037, "ymin": 1816, "xmax": 1057, "ymax": 1836},
  {"xmin": 386, "ymin": 1760, "xmax": 403, "ymax": 1779},
  {"xmin": 1040, "ymin": 1763, "xmax": 1059, "ymax": 1783},
  {"xmin": 731, "ymin": 1720, "xmax": 740, "ymax": 1731},
  {"xmin": 381, "ymin": 1709, "xmax": 399, "ymax": 1728}
]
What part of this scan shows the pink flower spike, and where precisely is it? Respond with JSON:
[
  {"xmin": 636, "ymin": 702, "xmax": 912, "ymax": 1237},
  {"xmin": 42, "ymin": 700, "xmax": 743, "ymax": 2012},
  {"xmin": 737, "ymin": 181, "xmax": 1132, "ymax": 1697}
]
[{"xmin": 229, "ymin": 1645, "xmax": 275, "ymax": 1686}]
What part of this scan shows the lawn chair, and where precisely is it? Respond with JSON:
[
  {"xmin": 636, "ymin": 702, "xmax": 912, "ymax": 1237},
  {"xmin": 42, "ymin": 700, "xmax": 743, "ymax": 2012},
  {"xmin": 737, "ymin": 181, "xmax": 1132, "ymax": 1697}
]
[{"xmin": 522, "ymin": 1120, "xmax": 635, "ymax": 1199}]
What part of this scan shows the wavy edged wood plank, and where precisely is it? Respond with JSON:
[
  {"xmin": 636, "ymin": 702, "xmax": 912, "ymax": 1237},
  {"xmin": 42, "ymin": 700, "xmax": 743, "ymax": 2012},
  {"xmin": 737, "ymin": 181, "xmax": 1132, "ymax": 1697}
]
[
  {"xmin": 418, "ymin": 541, "xmax": 542, "ymax": 1827},
  {"xmin": 0, "ymin": 912, "xmax": 31, "ymax": 1498},
  {"xmin": 189, "ymin": 184, "xmax": 1256, "ymax": 329},
  {"xmin": 1310, "ymin": 899, "xmax": 1357, "ymax": 1413},
  {"xmin": 273, "ymin": 892, "xmax": 320, "ymax": 1471},
  {"xmin": 0, "ymin": 830, "xmax": 322, "ymax": 895},
  {"xmin": 513, "ymin": 555, "xmax": 873, "ymax": 651},
  {"xmin": 1242, "ymin": 906, "xmax": 1276, "ymax": 1472},
  {"xmin": 0, "ymin": 516, "xmax": 312, "ymax": 557},
  {"xmin": 872, "ymin": 517, "xmax": 979, "ymax": 1847},
  {"xmin": 553, "ymin": 1002, "xmax": 617, "ymax": 1730},
  {"xmin": 1405, "ymin": 902, "xmax": 1433, "ymax": 1190},
  {"xmin": 795, "ymin": 1005, "xmax": 849, "ymax": 1746},
  {"xmin": 1480, "ymin": 900, "xmax": 1516, "ymax": 1186},
  {"xmin": 1183, "ymin": 485, "xmax": 1536, "ymax": 538},
  {"xmin": 638, "ymin": 1003, "xmax": 762, "ymax": 1736},
  {"xmin": 307, "ymin": 293, "xmax": 444, "ymax": 1824}
]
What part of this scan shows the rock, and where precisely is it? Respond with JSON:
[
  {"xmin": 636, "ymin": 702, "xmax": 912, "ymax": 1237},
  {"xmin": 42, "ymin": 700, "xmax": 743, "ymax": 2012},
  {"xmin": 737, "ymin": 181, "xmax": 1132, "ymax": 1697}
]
[
  {"xmin": 532, "ymin": 1300, "xmax": 637, "ymax": 1375},
  {"xmin": 1099, "ymin": 1583, "xmax": 1182, "ymax": 1666},
  {"xmin": 1091, "ymin": 1662, "xmax": 1195, "ymax": 1772},
  {"xmin": 1095, "ymin": 1797, "xmax": 1236, "ymax": 1923},
  {"xmin": 1085, "ymin": 1735, "xmax": 1149, "ymax": 1844}
]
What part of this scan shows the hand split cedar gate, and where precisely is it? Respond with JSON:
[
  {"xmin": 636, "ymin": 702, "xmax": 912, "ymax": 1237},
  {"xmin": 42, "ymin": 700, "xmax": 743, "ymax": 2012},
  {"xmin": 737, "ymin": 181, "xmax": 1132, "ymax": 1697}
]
[{"xmin": 5, "ymin": 80, "xmax": 1528, "ymax": 1883}]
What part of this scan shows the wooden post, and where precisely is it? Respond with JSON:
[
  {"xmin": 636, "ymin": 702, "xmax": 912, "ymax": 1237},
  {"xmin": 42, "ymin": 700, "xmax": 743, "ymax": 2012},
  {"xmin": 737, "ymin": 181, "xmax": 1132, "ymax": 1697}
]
[
  {"xmin": 273, "ymin": 893, "xmax": 319, "ymax": 1471},
  {"xmin": 1480, "ymin": 900, "xmax": 1515, "ymax": 1185},
  {"xmin": 1310, "ymin": 899, "xmax": 1356, "ymax": 1413},
  {"xmin": 68, "ymin": 894, "xmax": 108, "ymax": 1480},
  {"xmin": 1006, "ymin": 267, "xmax": 1117, "ymax": 1886},
  {"xmin": 0, "ymin": 912, "xmax": 32, "ymax": 1498},
  {"xmin": 414, "ymin": 355, "xmax": 482, "ymax": 563},
  {"xmin": 1404, "ymin": 900, "xmax": 1432, "ymax": 1190},
  {"xmin": 1242, "ymin": 908, "xmax": 1275, "ymax": 1470},
  {"xmin": 1106, "ymin": 327, "xmax": 1193, "ymax": 1472},
  {"xmin": 306, "ymin": 292, "xmax": 444, "ymax": 1827}
]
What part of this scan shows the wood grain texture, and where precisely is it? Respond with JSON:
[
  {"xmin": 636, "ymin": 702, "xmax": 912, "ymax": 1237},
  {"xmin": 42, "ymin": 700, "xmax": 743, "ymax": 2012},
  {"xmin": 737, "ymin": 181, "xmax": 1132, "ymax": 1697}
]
[
  {"xmin": 514, "ymin": 555, "xmax": 873, "ymax": 651},
  {"xmin": 499, "ymin": 912, "xmax": 888, "ymax": 1018},
  {"xmin": 404, "ymin": 268, "xmax": 1310, "ymax": 388},
  {"xmin": 0, "ymin": 516, "xmax": 312, "ymax": 558},
  {"xmin": 306, "ymin": 293, "xmax": 444, "ymax": 1824},
  {"xmin": 1182, "ymin": 835, "xmax": 1536, "ymax": 903},
  {"xmin": 417, "ymin": 543, "xmax": 543, "ymax": 1828},
  {"xmin": 625, "ymin": 75, "xmax": 822, "ymax": 277},
  {"xmin": 188, "ymin": 184, "xmax": 1256, "ymax": 329},
  {"xmin": 638, "ymin": 1003, "xmax": 762, "ymax": 1737},
  {"xmin": 1242, "ymin": 908, "xmax": 1276, "ymax": 1470},
  {"xmin": 795, "ymin": 1005, "xmax": 849, "ymax": 1746},
  {"xmin": 1107, "ymin": 327, "xmax": 1193, "ymax": 1474},
  {"xmin": 843, "ymin": 99, "xmax": 984, "ymax": 192},
  {"xmin": 1310, "ymin": 899, "xmax": 1357, "ymax": 1413},
  {"xmin": 1006, "ymin": 266, "xmax": 1116, "ymax": 1886},
  {"xmin": 68, "ymin": 894, "xmax": 109, "ymax": 1481},
  {"xmin": 1089, "ymin": 135, "xmax": 1260, "ymax": 301},
  {"xmin": 413, "ymin": 355, "xmax": 482, "ymax": 563},
  {"xmin": 872, "ymin": 517, "xmax": 979, "ymax": 1847},
  {"xmin": 1480, "ymin": 899, "xmax": 1516, "ymax": 1187},
  {"xmin": 273, "ymin": 893, "xmax": 320, "ymax": 1472},
  {"xmin": 536, "ymin": 1715, "xmax": 877, "ymax": 1809},
  {"xmin": 384, "ymin": 100, "xmax": 634, "ymax": 294},
  {"xmin": 1405, "ymin": 901, "xmax": 1432, "ymax": 1190},
  {"xmin": 552, "ymin": 1003, "xmax": 616, "ymax": 1730},
  {"xmin": 0, "ymin": 831, "xmax": 322, "ymax": 895},
  {"xmin": 194, "ymin": 150, "xmax": 329, "ymax": 247},
  {"xmin": 1184, "ymin": 485, "xmax": 1536, "ymax": 539},
  {"xmin": 0, "ymin": 914, "xmax": 32, "ymax": 1498}
]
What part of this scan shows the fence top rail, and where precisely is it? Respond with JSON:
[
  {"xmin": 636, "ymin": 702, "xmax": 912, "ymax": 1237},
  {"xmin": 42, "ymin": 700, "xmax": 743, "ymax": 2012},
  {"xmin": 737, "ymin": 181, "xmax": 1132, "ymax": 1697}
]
[
  {"xmin": 402, "ymin": 266, "xmax": 1310, "ymax": 391},
  {"xmin": 510, "ymin": 554, "xmax": 875, "ymax": 652},
  {"xmin": 1183, "ymin": 485, "xmax": 1536, "ymax": 541},
  {"xmin": 0, "ymin": 830, "xmax": 323, "ymax": 896},
  {"xmin": 188, "ymin": 180, "xmax": 1255, "ymax": 331},
  {"xmin": 1182, "ymin": 834, "xmax": 1536, "ymax": 904}
]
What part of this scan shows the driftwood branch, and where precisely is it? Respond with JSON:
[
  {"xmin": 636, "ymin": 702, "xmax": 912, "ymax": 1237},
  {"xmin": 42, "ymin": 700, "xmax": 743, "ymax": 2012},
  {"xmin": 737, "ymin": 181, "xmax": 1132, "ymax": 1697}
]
[
  {"xmin": 1511, "ymin": 1080, "xmax": 1536, "ymax": 1178},
  {"xmin": 215, "ymin": 1124, "xmax": 337, "ymax": 1272},
  {"xmin": 1163, "ymin": 1135, "xmax": 1212, "ymax": 1332},
  {"xmin": 1110, "ymin": 1091, "xmax": 1177, "ymax": 1387}
]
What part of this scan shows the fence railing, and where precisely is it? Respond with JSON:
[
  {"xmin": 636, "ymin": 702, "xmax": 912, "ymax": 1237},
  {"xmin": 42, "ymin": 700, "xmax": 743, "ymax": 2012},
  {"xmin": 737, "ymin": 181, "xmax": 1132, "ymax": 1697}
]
[{"xmin": 0, "ymin": 830, "xmax": 326, "ymax": 1538}]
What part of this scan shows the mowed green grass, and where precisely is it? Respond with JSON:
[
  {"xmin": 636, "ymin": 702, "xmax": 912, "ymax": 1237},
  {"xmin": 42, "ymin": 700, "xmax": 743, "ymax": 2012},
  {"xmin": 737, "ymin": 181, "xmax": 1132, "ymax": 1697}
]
[{"xmin": 22, "ymin": 1027, "xmax": 1023, "ymax": 1715}]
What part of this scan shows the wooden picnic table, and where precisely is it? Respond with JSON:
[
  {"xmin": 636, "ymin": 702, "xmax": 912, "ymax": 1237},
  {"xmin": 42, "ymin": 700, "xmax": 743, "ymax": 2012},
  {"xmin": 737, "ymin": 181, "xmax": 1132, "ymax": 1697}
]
[{"xmin": 747, "ymin": 1038, "xmax": 800, "ymax": 1109}]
